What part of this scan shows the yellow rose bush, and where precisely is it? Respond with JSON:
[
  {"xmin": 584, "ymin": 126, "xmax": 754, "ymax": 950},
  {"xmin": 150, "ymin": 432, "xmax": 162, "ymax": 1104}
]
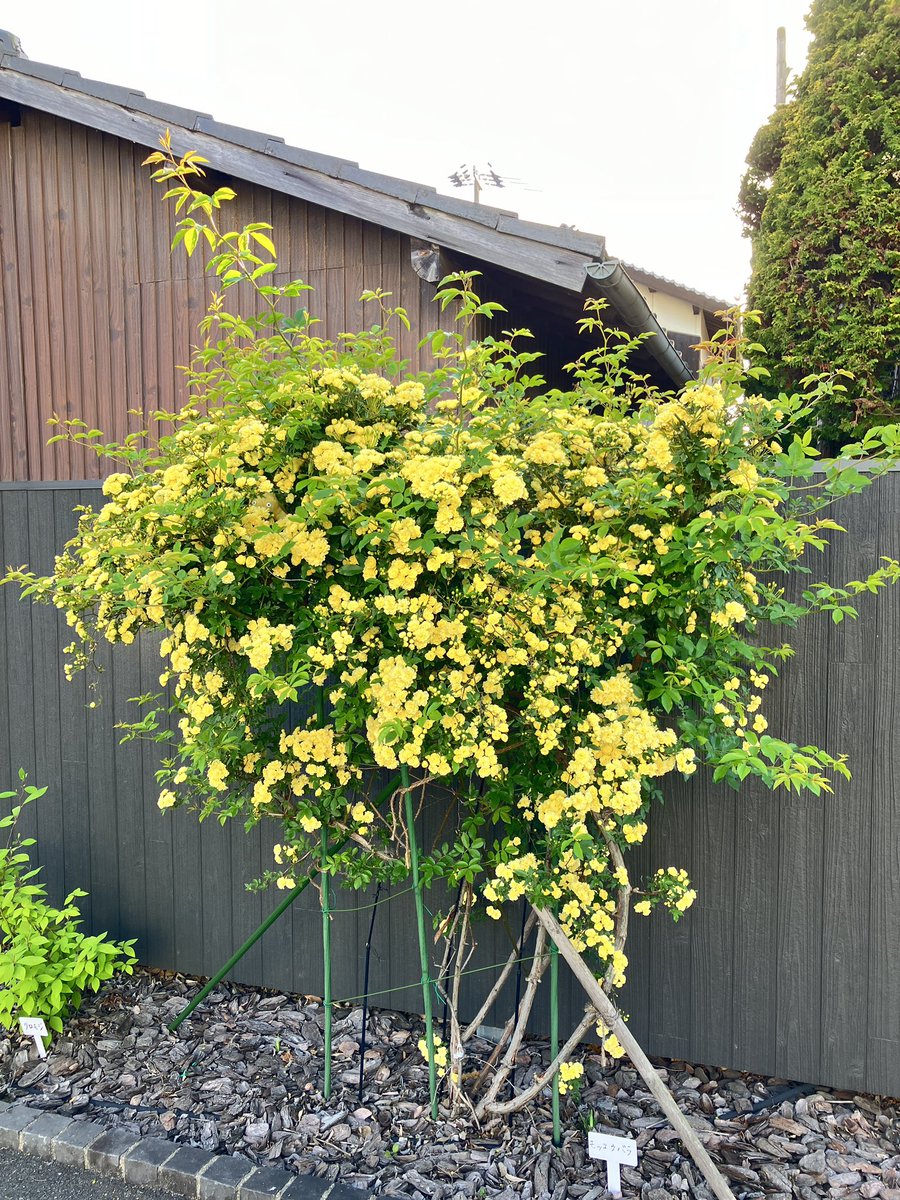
[{"xmin": 6, "ymin": 142, "xmax": 898, "ymax": 1121}]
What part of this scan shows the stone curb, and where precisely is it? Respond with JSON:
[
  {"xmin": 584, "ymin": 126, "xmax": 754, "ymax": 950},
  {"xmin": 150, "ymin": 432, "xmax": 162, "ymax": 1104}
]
[{"xmin": 0, "ymin": 1099, "xmax": 367, "ymax": 1200}]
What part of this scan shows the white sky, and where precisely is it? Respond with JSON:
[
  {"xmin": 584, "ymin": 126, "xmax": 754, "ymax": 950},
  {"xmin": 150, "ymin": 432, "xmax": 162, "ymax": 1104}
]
[{"xmin": 7, "ymin": 0, "xmax": 812, "ymax": 302}]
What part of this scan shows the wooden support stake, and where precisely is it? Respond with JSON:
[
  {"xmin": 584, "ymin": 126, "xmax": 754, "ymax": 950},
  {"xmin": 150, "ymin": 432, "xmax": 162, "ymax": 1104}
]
[{"xmin": 534, "ymin": 908, "xmax": 735, "ymax": 1200}]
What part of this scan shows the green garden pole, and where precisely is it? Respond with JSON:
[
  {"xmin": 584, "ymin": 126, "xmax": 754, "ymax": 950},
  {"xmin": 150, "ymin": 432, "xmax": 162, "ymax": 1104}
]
[
  {"xmin": 402, "ymin": 763, "xmax": 438, "ymax": 1118},
  {"xmin": 314, "ymin": 685, "xmax": 334, "ymax": 1099},
  {"xmin": 550, "ymin": 931, "xmax": 561, "ymax": 1146},
  {"xmin": 168, "ymin": 880, "xmax": 311, "ymax": 1032},
  {"xmin": 321, "ymin": 826, "xmax": 333, "ymax": 1099},
  {"xmin": 168, "ymin": 771, "xmax": 402, "ymax": 1033}
]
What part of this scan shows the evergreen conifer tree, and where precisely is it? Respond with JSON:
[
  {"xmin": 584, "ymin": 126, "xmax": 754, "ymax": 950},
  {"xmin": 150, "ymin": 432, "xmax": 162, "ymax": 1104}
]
[{"xmin": 740, "ymin": 0, "xmax": 900, "ymax": 445}]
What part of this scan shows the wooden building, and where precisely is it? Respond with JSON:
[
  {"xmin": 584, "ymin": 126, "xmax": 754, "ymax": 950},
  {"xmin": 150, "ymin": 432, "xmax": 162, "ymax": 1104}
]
[
  {"xmin": 2, "ymin": 33, "xmax": 897, "ymax": 1101},
  {"xmin": 0, "ymin": 28, "xmax": 724, "ymax": 484}
]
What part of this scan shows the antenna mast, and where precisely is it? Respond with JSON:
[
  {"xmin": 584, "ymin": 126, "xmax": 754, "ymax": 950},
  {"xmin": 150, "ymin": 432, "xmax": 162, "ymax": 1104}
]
[{"xmin": 776, "ymin": 27, "xmax": 788, "ymax": 106}]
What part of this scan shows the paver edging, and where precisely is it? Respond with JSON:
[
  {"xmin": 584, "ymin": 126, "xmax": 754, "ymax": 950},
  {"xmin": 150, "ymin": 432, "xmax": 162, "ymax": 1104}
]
[{"xmin": 0, "ymin": 1099, "xmax": 371, "ymax": 1199}]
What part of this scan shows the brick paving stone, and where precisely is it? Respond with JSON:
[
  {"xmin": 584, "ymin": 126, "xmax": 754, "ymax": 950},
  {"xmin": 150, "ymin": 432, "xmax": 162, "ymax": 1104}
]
[
  {"xmin": 86, "ymin": 1127, "xmax": 143, "ymax": 1175},
  {"xmin": 51, "ymin": 1118, "xmax": 106, "ymax": 1166},
  {"xmin": 0, "ymin": 1106, "xmax": 40, "ymax": 1150},
  {"xmin": 239, "ymin": 1166, "xmax": 292, "ymax": 1199},
  {"xmin": 327, "ymin": 1184, "xmax": 367, "ymax": 1200},
  {"xmin": 20, "ymin": 1113, "xmax": 74, "ymax": 1158},
  {"xmin": 198, "ymin": 1154, "xmax": 257, "ymax": 1200},
  {"xmin": 158, "ymin": 1143, "xmax": 217, "ymax": 1197},
  {"xmin": 121, "ymin": 1136, "xmax": 180, "ymax": 1186},
  {"xmin": 281, "ymin": 1176, "xmax": 331, "ymax": 1200}
]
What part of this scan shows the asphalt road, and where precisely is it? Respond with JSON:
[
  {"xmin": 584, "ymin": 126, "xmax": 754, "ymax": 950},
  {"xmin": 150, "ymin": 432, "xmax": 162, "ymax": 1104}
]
[{"xmin": 0, "ymin": 1150, "xmax": 176, "ymax": 1200}]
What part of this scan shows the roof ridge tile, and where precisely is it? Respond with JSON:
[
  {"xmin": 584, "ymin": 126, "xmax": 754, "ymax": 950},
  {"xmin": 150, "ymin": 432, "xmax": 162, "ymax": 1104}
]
[{"xmin": 0, "ymin": 55, "xmax": 69, "ymax": 85}]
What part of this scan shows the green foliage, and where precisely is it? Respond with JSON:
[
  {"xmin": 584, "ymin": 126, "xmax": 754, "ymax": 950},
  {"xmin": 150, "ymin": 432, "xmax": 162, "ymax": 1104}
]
[
  {"xmin": 0, "ymin": 774, "xmax": 136, "ymax": 1035},
  {"xmin": 740, "ymin": 0, "xmax": 900, "ymax": 445}
]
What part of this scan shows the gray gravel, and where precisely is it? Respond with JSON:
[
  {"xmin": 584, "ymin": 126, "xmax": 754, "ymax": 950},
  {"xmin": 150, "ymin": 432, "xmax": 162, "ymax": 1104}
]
[{"xmin": 0, "ymin": 1148, "xmax": 176, "ymax": 1200}]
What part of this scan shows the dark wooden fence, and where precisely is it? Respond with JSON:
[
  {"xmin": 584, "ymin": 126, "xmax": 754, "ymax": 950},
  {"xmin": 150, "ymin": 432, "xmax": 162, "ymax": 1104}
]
[{"xmin": 1, "ymin": 475, "xmax": 898, "ymax": 1096}]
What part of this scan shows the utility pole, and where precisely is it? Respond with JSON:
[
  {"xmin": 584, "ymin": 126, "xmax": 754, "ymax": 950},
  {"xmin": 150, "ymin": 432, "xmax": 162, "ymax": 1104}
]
[{"xmin": 776, "ymin": 26, "xmax": 788, "ymax": 106}]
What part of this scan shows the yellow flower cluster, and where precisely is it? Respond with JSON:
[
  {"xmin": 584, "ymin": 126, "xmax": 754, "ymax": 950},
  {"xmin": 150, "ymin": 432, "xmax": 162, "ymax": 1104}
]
[
  {"xmin": 417, "ymin": 1033, "xmax": 449, "ymax": 1075},
  {"xmin": 651, "ymin": 866, "xmax": 697, "ymax": 916},
  {"xmin": 237, "ymin": 618, "xmax": 294, "ymax": 672},
  {"xmin": 558, "ymin": 1060, "xmax": 583, "ymax": 1095},
  {"xmin": 594, "ymin": 1019, "xmax": 625, "ymax": 1059},
  {"xmin": 486, "ymin": 847, "xmax": 628, "ymax": 971}
]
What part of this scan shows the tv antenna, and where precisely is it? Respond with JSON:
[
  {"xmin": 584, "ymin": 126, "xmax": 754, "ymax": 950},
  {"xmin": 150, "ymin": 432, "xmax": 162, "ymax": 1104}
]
[{"xmin": 448, "ymin": 162, "xmax": 524, "ymax": 205}]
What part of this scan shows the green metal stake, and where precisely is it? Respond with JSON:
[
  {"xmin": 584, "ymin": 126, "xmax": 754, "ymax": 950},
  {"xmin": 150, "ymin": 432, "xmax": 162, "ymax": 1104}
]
[
  {"xmin": 321, "ymin": 826, "xmax": 333, "ymax": 1099},
  {"xmin": 168, "ymin": 880, "xmax": 310, "ymax": 1032},
  {"xmin": 550, "ymin": 931, "xmax": 561, "ymax": 1146},
  {"xmin": 168, "ymin": 771, "xmax": 402, "ymax": 1033},
  {"xmin": 402, "ymin": 763, "xmax": 438, "ymax": 1119},
  {"xmin": 315, "ymin": 687, "xmax": 333, "ymax": 1099}
]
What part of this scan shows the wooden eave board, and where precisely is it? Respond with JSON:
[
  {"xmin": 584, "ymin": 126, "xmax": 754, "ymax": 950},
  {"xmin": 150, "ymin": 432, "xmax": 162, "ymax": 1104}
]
[{"xmin": 0, "ymin": 69, "xmax": 596, "ymax": 294}]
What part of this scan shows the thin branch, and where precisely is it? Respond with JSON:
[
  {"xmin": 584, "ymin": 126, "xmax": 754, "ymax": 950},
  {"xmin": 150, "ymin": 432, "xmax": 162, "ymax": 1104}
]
[
  {"xmin": 462, "ymin": 910, "xmax": 537, "ymax": 1041},
  {"xmin": 483, "ymin": 1007, "xmax": 597, "ymax": 1116},
  {"xmin": 600, "ymin": 828, "xmax": 630, "ymax": 992},
  {"xmin": 475, "ymin": 924, "xmax": 549, "ymax": 1117}
]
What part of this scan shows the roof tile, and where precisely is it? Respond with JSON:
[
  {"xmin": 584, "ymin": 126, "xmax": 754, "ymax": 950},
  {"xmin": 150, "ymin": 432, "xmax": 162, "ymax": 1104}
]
[
  {"xmin": 337, "ymin": 163, "xmax": 429, "ymax": 203},
  {"xmin": 415, "ymin": 188, "xmax": 511, "ymax": 228},
  {"xmin": 126, "ymin": 96, "xmax": 211, "ymax": 127},
  {"xmin": 194, "ymin": 117, "xmax": 277, "ymax": 152},
  {"xmin": 64, "ymin": 74, "xmax": 143, "ymax": 104},
  {"xmin": 0, "ymin": 56, "xmax": 68, "ymax": 85},
  {"xmin": 497, "ymin": 215, "xmax": 606, "ymax": 257},
  {"xmin": 268, "ymin": 142, "xmax": 352, "ymax": 175}
]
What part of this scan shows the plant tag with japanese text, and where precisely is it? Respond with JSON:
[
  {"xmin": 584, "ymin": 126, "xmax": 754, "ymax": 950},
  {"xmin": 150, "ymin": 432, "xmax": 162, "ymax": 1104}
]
[
  {"xmin": 587, "ymin": 1130, "xmax": 637, "ymax": 1197},
  {"xmin": 19, "ymin": 1016, "xmax": 48, "ymax": 1058}
]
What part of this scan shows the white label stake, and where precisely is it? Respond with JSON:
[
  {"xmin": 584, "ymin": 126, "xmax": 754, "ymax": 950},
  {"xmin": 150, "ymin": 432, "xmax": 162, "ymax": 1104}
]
[
  {"xmin": 587, "ymin": 1130, "xmax": 638, "ymax": 1198},
  {"xmin": 19, "ymin": 1016, "xmax": 48, "ymax": 1059}
]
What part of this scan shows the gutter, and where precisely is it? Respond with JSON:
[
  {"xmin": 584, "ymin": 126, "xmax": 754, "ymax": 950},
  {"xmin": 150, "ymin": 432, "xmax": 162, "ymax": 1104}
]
[{"xmin": 585, "ymin": 260, "xmax": 695, "ymax": 387}]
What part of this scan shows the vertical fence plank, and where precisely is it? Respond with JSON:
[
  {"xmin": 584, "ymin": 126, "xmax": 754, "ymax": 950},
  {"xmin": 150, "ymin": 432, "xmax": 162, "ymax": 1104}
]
[
  {"xmin": 688, "ymin": 775, "xmax": 736, "ymax": 1069},
  {"xmin": 139, "ymin": 628, "xmax": 176, "ymax": 969},
  {"xmin": 622, "ymin": 835, "xmax": 653, "ymax": 1046},
  {"xmin": 819, "ymin": 489, "xmax": 879, "ymax": 1090},
  {"xmin": 646, "ymin": 777, "xmax": 694, "ymax": 1063},
  {"xmin": 0, "ymin": 494, "xmax": 10, "ymax": 795},
  {"xmin": 226, "ymin": 819, "xmax": 264, "ymax": 989},
  {"xmin": 112, "ymin": 637, "xmax": 148, "ymax": 957},
  {"xmin": 198, "ymin": 814, "xmax": 234, "ymax": 979},
  {"xmin": 730, "ymin": 776, "xmax": 779, "ymax": 1075},
  {"xmin": 867, "ymin": 473, "xmax": 900, "ymax": 1092},
  {"xmin": 54, "ymin": 490, "xmax": 91, "ymax": 920},
  {"xmin": 83, "ymin": 488, "xmax": 121, "ymax": 943},
  {"xmin": 2, "ymin": 489, "xmax": 37, "ymax": 834},
  {"xmin": 26, "ymin": 489, "xmax": 65, "ymax": 904},
  {"xmin": 772, "ymin": 535, "xmax": 830, "ymax": 1083},
  {"xmin": 171, "ymin": 807, "xmax": 204, "ymax": 975}
]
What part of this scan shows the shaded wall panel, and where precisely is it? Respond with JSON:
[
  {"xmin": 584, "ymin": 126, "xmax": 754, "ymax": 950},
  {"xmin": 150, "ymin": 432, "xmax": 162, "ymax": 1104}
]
[{"xmin": 1, "ymin": 474, "xmax": 899, "ymax": 1098}]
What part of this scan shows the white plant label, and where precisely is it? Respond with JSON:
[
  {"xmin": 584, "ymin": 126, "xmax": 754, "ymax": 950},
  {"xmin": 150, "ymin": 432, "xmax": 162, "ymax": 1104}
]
[
  {"xmin": 19, "ymin": 1016, "xmax": 48, "ymax": 1058},
  {"xmin": 587, "ymin": 1130, "xmax": 638, "ymax": 1197}
]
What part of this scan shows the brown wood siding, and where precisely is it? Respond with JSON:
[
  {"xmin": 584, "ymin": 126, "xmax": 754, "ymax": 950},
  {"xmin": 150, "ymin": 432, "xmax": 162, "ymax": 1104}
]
[{"xmin": 0, "ymin": 108, "xmax": 446, "ymax": 481}]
